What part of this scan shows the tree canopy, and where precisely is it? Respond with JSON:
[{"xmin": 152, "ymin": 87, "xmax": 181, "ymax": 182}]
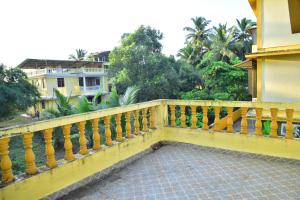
[{"xmin": 0, "ymin": 64, "xmax": 40, "ymax": 118}]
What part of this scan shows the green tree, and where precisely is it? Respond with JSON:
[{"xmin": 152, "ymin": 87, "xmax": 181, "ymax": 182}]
[
  {"xmin": 0, "ymin": 64, "xmax": 40, "ymax": 118},
  {"xmin": 69, "ymin": 49, "xmax": 88, "ymax": 61}
]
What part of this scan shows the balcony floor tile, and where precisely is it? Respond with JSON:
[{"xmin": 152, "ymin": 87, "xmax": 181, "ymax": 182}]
[{"xmin": 60, "ymin": 143, "xmax": 300, "ymax": 200}]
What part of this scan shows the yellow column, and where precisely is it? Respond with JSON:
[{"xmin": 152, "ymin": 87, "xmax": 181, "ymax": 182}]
[
  {"xmin": 116, "ymin": 113, "xmax": 124, "ymax": 141},
  {"xmin": 142, "ymin": 108, "xmax": 148, "ymax": 132},
  {"xmin": 134, "ymin": 110, "xmax": 140, "ymax": 135},
  {"xmin": 169, "ymin": 105, "xmax": 176, "ymax": 127},
  {"xmin": 226, "ymin": 107, "xmax": 234, "ymax": 133},
  {"xmin": 77, "ymin": 121, "xmax": 88, "ymax": 155},
  {"xmin": 285, "ymin": 109, "xmax": 294, "ymax": 139},
  {"xmin": 214, "ymin": 106, "xmax": 221, "ymax": 131},
  {"xmin": 191, "ymin": 106, "xmax": 197, "ymax": 129},
  {"xmin": 270, "ymin": 108, "xmax": 278, "ymax": 138},
  {"xmin": 240, "ymin": 107, "xmax": 248, "ymax": 134},
  {"xmin": 202, "ymin": 106, "xmax": 209, "ymax": 130},
  {"xmin": 180, "ymin": 105, "xmax": 186, "ymax": 128},
  {"xmin": 104, "ymin": 116, "xmax": 112, "ymax": 146},
  {"xmin": 92, "ymin": 119, "xmax": 101, "ymax": 150},
  {"xmin": 125, "ymin": 112, "xmax": 132, "ymax": 138},
  {"xmin": 255, "ymin": 108, "xmax": 263, "ymax": 136},
  {"xmin": 23, "ymin": 132, "xmax": 38, "ymax": 175},
  {"xmin": 43, "ymin": 128, "xmax": 57, "ymax": 168},
  {"xmin": 63, "ymin": 124, "xmax": 74, "ymax": 161},
  {"xmin": 150, "ymin": 107, "xmax": 156, "ymax": 129},
  {"xmin": 0, "ymin": 137, "xmax": 14, "ymax": 183}
]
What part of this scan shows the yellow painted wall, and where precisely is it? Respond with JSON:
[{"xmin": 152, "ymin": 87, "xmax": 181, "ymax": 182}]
[
  {"xmin": 45, "ymin": 77, "xmax": 79, "ymax": 97},
  {"xmin": 262, "ymin": 0, "xmax": 300, "ymax": 48},
  {"xmin": 262, "ymin": 54, "xmax": 300, "ymax": 102}
]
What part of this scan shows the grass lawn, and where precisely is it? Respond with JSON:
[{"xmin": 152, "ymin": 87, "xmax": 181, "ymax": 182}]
[{"xmin": 0, "ymin": 114, "xmax": 38, "ymax": 129}]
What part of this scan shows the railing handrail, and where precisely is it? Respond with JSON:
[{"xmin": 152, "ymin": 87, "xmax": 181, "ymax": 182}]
[
  {"xmin": 166, "ymin": 99, "xmax": 300, "ymax": 110},
  {"xmin": 0, "ymin": 99, "xmax": 162, "ymax": 137}
]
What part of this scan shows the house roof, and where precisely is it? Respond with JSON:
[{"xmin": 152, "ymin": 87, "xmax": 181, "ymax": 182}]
[
  {"xmin": 234, "ymin": 59, "xmax": 257, "ymax": 69},
  {"xmin": 18, "ymin": 59, "xmax": 104, "ymax": 69},
  {"xmin": 246, "ymin": 47, "xmax": 300, "ymax": 58}
]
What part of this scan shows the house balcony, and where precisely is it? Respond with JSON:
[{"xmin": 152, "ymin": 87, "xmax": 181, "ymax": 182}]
[
  {"xmin": 80, "ymin": 85, "xmax": 107, "ymax": 96},
  {"xmin": 1, "ymin": 100, "xmax": 300, "ymax": 199},
  {"xmin": 25, "ymin": 67, "xmax": 107, "ymax": 78}
]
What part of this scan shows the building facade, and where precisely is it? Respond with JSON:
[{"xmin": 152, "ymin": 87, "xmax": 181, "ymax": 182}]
[
  {"xmin": 244, "ymin": 0, "xmax": 300, "ymax": 102},
  {"xmin": 18, "ymin": 59, "xmax": 110, "ymax": 114}
]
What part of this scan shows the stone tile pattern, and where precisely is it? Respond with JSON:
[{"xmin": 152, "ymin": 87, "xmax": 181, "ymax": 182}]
[{"xmin": 59, "ymin": 143, "xmax": 300, "ymax": 200}]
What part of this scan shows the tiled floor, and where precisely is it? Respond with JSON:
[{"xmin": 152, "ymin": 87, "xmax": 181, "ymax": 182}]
[{"xmin": 61, "ymin": 144, "xmax": 300, "ymax": 200}]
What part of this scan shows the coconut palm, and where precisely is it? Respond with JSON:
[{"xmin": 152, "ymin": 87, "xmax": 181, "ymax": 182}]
[
  {"xmin": 69, "ymin": 49, "xmax": 88, "ymax": 61},
  {"xmin": 210, "ymin": 24, "xmax": 237, "ymax": 62}
]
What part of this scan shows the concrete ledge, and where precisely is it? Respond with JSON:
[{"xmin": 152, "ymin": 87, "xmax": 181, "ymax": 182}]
[{"xmin": 164, "ymin": 127, "xmax": 300, "ymax": 160}]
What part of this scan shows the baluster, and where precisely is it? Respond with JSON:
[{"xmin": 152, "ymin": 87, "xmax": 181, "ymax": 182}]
[
  {"xmin": 43, "ymin": 128, "xmax": 57, "ymax": 168},
  {"xmin": 125, "ymin": 112, "xmax": 132, "ymax": 138},
  {"xmin": 104, "ymin": 116, "xmax": 112, "ymax": 146},
  {"xmin": 134, "ymin": 110, "xmax": 140, "ymax": 135},
  {"xmin": 214, "ymin": 106, "xmax": 221, "ymax": 131},
  {"xmin": 150, "ymin": 107, "xmax": 156, "ymax": 129},
  {"xmin": 191, "ymin": 106, "xmax": 197, "ymax": 129},
  {"xmin": 270, "ymin": 108, "xmax": 278, "ymax": 138},
  {"xmin": 285, "ymin": 109, "xmax": 294, "ymax": 139},
  {"xmin": 227, "ymin": 107, "xmax": 234, "ymax": 133},
  {"xmin": 116, "ymin": 113, "xmax": 124, "ymax": 141},
  {"xmin": 202, "ymin": 106, "xmax": 209, "ymax": 130},
  {"xmin": 23, "ymin": 132, "xmax": 38, "ymax": 174},
  {"xmin": 92, "ymin": 119, "xmax": 101, "ymax": 150},
  {"xmin": 255, "ymin": 108, "xmax": 263, "ymax": 136},
  {"xmin": 142, "ymin": 108, "xmax": 148, "ymax": 132},
  {"xmin": 78, "ymin": 121, "xmax": 88, "ymax": 155},
  {"xmin": 240, "ymin": 107, "xmax": 248, "ymax": 134},
  {"xmin": 0, "ymin": 137, "xmax": 14, "ymax": 183},
  {"xmin": 63, "ymin": 124, "xmax": 74, "ymax": 161},
  {"xmin": 170, "ymin": 105, "xmax": 176, "ymax": 127},
  {"xmin": 180, "ymin": 105, "xmax": 186, "ymax": 128}
]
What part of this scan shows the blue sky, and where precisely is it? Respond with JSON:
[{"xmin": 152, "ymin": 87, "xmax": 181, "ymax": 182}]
[{"xmin": 0, "ymin": 0, "xmax": 255, "ymax": 67}]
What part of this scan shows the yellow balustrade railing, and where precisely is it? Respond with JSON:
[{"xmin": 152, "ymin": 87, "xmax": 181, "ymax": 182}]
[
  {"xmin": 0, "ymin": 100, "xmax": 161, "ymax": 184},
  {"xmin": 1, "ymin": 99, "xmax": 300, "ymax": 187}
]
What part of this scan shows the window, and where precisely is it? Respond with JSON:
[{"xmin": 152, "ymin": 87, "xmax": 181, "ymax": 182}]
[
  {"xmin": 96, "ymin": 78, "xmax": 100, "ymax": 85},
  {"xmin": 57, "ymin": 78, "xmax": 65, "ymax": 87},
  {"xmin": 79, "ymin": 77, "xmax": 83, "ymax": 86},
  {"xmin": 42, "ymin": 79, "xmax": 45, "ymax": 88},
  {"xmin": 41, "ymin": 100, "xmax": 46, "ymax": 109}
]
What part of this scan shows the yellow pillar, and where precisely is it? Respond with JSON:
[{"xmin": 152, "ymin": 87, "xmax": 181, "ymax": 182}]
[
  {"xmin": 255, "ymin": 108, "xmax": 263, "ymax": 136},
  {"xmin": 142, "ymin": 108, "xmax": 148, "ymax": 132},
  {"xmin": 23, "ymin": 132, "xmax": 38, "ymax": 175},
  {"xmin": 104, "ymin": 116, "xmax": 112, "ymax": 146},
  {"xmin": 202, "ymin": 106, "xmax": 209, "ymax": 130},
  {"xmin": 116, "ymin": 113, "xmax": 124, "ymax": 141},
  {"xmin": 285, "ymin": 109, "xmax": 294, "ymax": 139},
  {"xmin": 214, "ymin": 106, "xmax": 221, "ymax": 131},
  {"xmin": 180, "ymin": 105, "xmax": 186, "ymax": 128},
  {"xmin": 227, "ymin": 107, "xmax": 234, "ymax": 133},
  {"xmin": 270, "ymin": 108, "xmax": 278, "ymax": 138},
  {"xmin": 169, "ymin": 105, "xmax": 176, "ymax": 127},
  {"xmin": 63, "ymin": 124, "xmax": 74, "ymax": 161},
  {"xmin": 77, "ymin": 121, "xmax": 88, "ymax": 155},
  {"xmin": 0, "ymin": 137, "xmax": 14, "ymax": 183},
  {"xmin": 150, "ymin": 107, "xmax": 156, "ymax": 129},
  {"xmin": 125, "ymin": 112, "xmax": 132, "ymax": 138},
  {"xmin": 133, "ymin": 110, "xmax": 140, "ymax": 135},
  {"xmin": 92, "ymin": 119, "xmax": 101, "ymax": 150},
  {"xmin": 191, "ymin": 106, "xmax": 197, "ymax": 129},
  {"xmin": 43, "ymin": 128, "xmax": 57, "ymax": 168},
  {"xmin": 240, "ymin": 107, "xmax": 248, "ymax": 134}
]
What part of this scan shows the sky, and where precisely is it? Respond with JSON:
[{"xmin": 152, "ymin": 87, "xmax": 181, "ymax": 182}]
[{"xmin": 0, "ymin": 0, "xmax": 255, "ymax": 67}]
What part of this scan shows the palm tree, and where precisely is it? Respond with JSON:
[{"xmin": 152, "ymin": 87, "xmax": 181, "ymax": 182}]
[
  {"xmin": 234, "ymin": 18, "xmax": 256, "ymax": 60},
  {"xmin": 182, "ymin": 17, "xmax": 211, "ymax": 65},
  {"xmin": 69, "ymin": 49, "xmax": 88, "ymax": 61},
  {"xmin": 210, "ymin": 24, "xmax": 237, "ymax": 62}
]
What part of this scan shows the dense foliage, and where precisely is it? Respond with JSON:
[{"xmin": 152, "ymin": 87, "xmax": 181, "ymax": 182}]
[
  {"xmin": 0, "ymin": 64, "xmax": 40, "ymax": 118},
  {"xmin": 108, "ymin": 25, "xmax": 203, "ymax": 102}
]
